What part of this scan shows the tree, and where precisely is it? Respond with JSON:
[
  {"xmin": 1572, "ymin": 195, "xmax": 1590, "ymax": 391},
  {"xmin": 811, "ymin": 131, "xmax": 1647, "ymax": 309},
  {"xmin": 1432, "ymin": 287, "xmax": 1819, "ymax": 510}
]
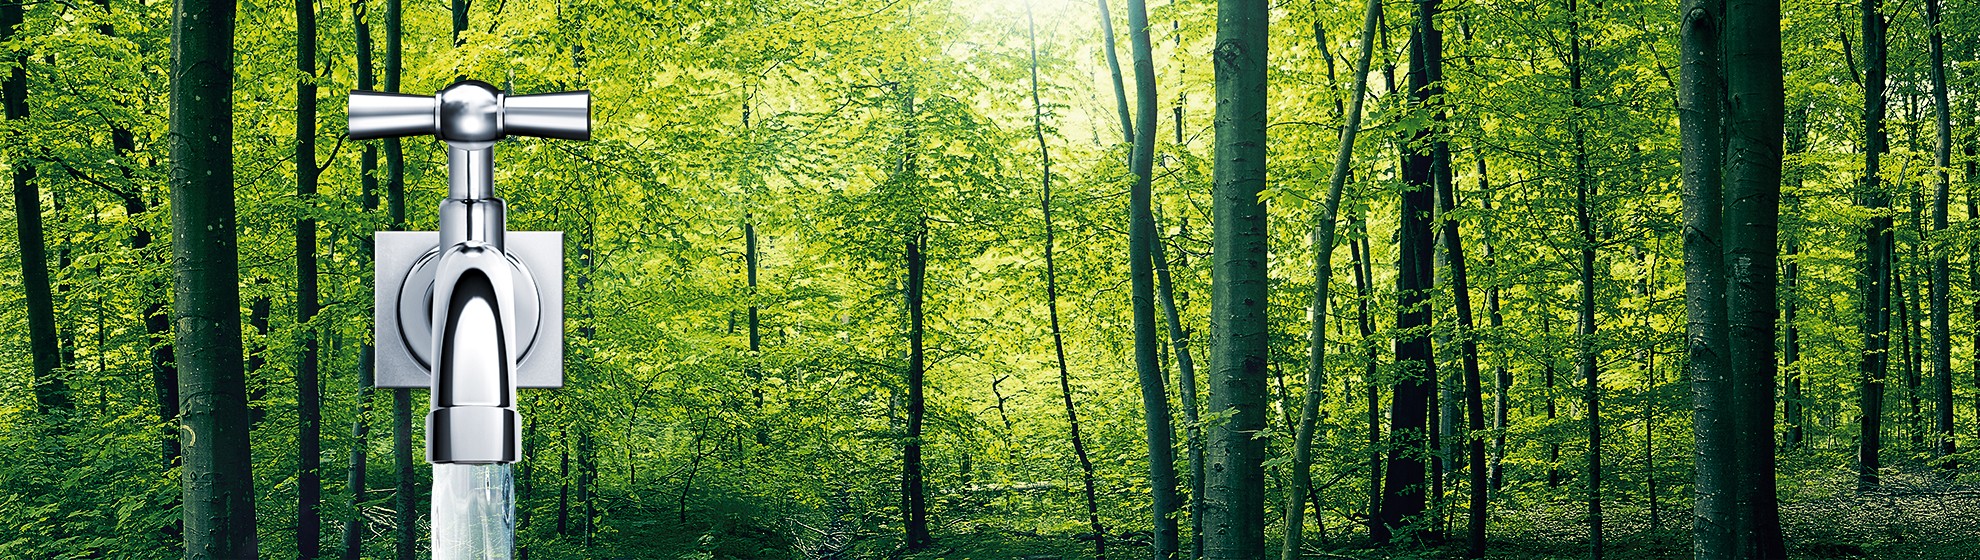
[
  {"xmin": 342, "ymin": 2, "xmax": 380, "ymax": 557},
  {"xmin": 1378, "ymin": 0, "xmax": 1439, "ymax": 544},
  {"xmin": 387, "ymin": 0, "xmax": 414, "ymax": 556},
  {"xmin": 1680, "ymin": 0, "xmax": 1787, "ymax": 557},
  {"xmin": 1923, "ymin": 0, "xmax": 1954, "ymax": 471},
  {"xmin": 1856, "ymin": 0, "xmax": 1891, "ymax": 492},
  {"xmin": 1124, "ymin": 0, "xmax": 1180, "ymax": 555},
  {"xmin": 6, "ymin": 0, "xmax": 69, "ymax": 415},
  {"xmin": 1027, "ymin": 4, "xmax": 1106, "ymax": 557},
  {"xmin": 169, "ymin": 0, "xmax": 258, "ymax": 553},
  {"xmin": 294, "ymin": 0, "xmax": 323, "ymax": 551},
  {"xmin": 1203, "ymin": 0, "xmax": 1269, "ymax": 557},
  {"xmin": 1566, "ymin": 0, "xmax": 1602, "ymax": 555},
  {"xmin": 1283, "ymin": 0, "xmax": 1378, "ymax": 557}
]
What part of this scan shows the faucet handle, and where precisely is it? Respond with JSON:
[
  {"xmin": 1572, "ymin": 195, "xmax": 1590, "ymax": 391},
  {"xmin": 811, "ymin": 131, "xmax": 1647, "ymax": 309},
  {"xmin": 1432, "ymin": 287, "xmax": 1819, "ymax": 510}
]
[
  {"xmin": 503, "ymin": 91, "xmax": 590, "ymax": 141},
  {"xmin": 348, "ymin": 83, "xmax": 590, "ymax": 142},
  {"xmin": 348, "ymin": 91, "xmax": 439, "ymax": 140}
]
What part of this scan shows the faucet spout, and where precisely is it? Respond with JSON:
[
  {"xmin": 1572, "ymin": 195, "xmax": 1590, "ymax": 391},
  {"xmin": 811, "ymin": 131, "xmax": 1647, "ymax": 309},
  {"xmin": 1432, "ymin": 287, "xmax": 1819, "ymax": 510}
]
[{"xmin": 427, "ymin": 241, "xmax": 522, "ymax": 464}]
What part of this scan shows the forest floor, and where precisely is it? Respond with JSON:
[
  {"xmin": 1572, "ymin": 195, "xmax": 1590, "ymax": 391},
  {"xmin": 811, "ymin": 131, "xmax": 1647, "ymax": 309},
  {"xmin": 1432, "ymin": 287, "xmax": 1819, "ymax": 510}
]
[{"xmin": 882, "ymin": 468, "xmax": 1980, "ymax": 560}]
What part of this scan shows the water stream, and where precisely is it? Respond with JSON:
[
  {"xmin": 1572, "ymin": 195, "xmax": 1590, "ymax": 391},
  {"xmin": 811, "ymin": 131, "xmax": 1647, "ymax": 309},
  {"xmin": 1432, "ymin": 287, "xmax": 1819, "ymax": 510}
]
[{"xmin": 432, "ymin": 463, "xmax": 515, "ymax": 560}]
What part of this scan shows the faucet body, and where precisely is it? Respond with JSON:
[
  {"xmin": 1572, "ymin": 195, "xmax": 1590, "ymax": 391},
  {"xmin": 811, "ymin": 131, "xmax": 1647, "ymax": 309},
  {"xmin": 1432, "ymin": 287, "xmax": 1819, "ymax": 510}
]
[{"xmin": 355, "ymin": 80, "xmax": 589, "ymax": 465}]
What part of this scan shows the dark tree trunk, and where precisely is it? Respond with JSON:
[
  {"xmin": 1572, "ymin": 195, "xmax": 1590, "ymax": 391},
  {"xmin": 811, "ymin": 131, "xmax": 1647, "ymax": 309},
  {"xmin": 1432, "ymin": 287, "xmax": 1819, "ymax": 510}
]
[
  {"xmin": 1378, "ymin": 0, "xmax": 1438, "ymax": 544},
  {"xmin": 1156, "ymin": 214, "xmax": 1204, "ymax": 560},
  {"xmin": 382, "ymin": 0, "xmax": 415, "ymax": 555},
  {"xmin": 1096, "ymin": 0, "xmax": 1132, "ymax": 144},
  {"xmin": 903, "ymin": 221, "xmax": 930, "ymax": 550},
  {"xmin": 5, "ymin": 0, "xmax": 69, "ymax": 415},
  {"xmin": 295, "ymin": 0, "xmax": 323, "ymax": 551},
  {"xmin": 168, "ymin": 0, "xmax": 258, "ymax": 553},
  {"xmin": 1566, "ymin": 1, "xmax": 1601, "ymax": 555},
  {"xmin": 1204, "ymin": 0, "xmax": 1269, "ymax": 555},
  {"xmin": 1350, "ymin": 212, "xmax": 1382, "ymax": 538},
  {"xmin": 1480, "ymin": 159, "xmax": 1508, "ymax": 494},
  {"xmin": 1025, "ymin": 8, "xmax": 1105, "ymax": 557},
  {"xmin": 1924, "ymin": 0, "xmax": 1955, "ymax": 471},
  {"xmin": 1784, "ymin": 107, "xmax": 1808, "ymax": 451},
  {"xmin": 1682, "ymin": 0, "xmax": 1788, "ymax": 556},
  {"xmin": 1857, "ymin": 0, "xmax": 1890, "ymax": 492},
  {"xmin": 342, "ymin": 5, "xmax": 378, "ymax": 557}
]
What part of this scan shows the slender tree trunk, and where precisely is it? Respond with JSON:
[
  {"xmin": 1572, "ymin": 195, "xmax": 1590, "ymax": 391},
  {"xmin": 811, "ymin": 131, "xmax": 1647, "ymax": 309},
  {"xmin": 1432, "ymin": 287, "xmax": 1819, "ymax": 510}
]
[
  {"xmin": 1857, "ymin": 0, "xmax": 1890, "ymax": 492},
  {"xmin": 1565, "ymin": 1, "xmax": 1602, "ymax": 555},
  {"xmin": 1097, "ymin": 0, "xmax": 1133, "ymax": 144},
  {"xmin": 342, "ymin": 5, "xmax": 378, "ymax": 557},
  {"xmin": 1784, "ymin": 107, "xmax": 1808, "ymax": 451},
  {"xmin": 1480, "ymin": 159, "xmax": 1508, "ymax": 493},
  {"xmin": 1122, "ymin": 0, "xmax": 1180, "ymax": 556},
  {"xmin": 1026, "ymin": 8, "xmax": 1106, "ymax": 557},
  {"xmin": 1155, "ymin": 211, "xmax": 1204, "ymax": 560},
  {"xmin": 1378, "ymin": 0, "xmax": 1438, "ymax": 544},
  {"xmin": 1924, "ymin": 0, "xmax": 1955, "ymax": 471},
  {"xmin": 381, "ymin": 0, "xmax": 415, "ymax": 555},
  {"xmin": 903, "ymin": 221, "xmax": 930, "ymax": 550},
  {"xmin": 1204, "ymin": 0, "xmax": 1269, "ymax": 556},
  {"xmin": 1284, "ymin": 1, "xmax": 1377, "ymax": 556},
  {"xmin": 169, "ymin": 0, "xmax": 257, "ymax": 553},
  {"xmin": 5, "ymin": 0, "xmax": 68, "ymax": 415},
  {"xmin": 1350, "ymin": 212, "xmax": 1382, "ymax": 538},
  {"xmin": 1435, "ymin": 135, "xmax": 1487, "ymax": 560},
  {"xmin": 295, "ymin": 0, "xmax": 323, "ymax": 552}
]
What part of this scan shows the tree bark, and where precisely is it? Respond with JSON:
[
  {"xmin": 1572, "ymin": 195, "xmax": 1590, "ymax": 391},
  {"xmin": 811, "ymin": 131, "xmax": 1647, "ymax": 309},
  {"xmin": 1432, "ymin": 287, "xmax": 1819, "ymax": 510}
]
[
  {"xmin": 1682, "ymin": 0, "xmax": 1788, "ymax": 556},
  {"xmin": 1349, "ymin": 211, "xmax": 1382, "ymax": 538},
  {"xmin": 1924, "ymin": 0, "xmax": 1955, "ymax": 471},
  {"xmin": 1378, "ymin": 0, "xmax": 1438, "ymax": 544},
  {"xmin": 382, "ymin": 0, "xmax": 415, "ymax": 555},
  {"xmin": 1123, "ymin": 0, "xmax": 1180, "ymax": 556},
  {"xmin": 1480, "ymin": 158, "xmax": 1508, "ymax": 493},
  {"xmin": 1783, "ymin": 107, "xmax": 1807, "ymax": 451},
  {"xmin": 342, "ymin": 4, "xmax": 378, "ymax": 556},
  {"xmin": 1857, "ymin": 0, "xmax": 1890, "ymax": 492},
  {"xmin": 1204, "ymin": 0, "xmax": 1269, "ymax": 556},
  {"xmin": 295, "ymin": 0, "xmax": 323, "ymax": 551},
  {"xmin": 1026, "ymin": 7, "xmax": 1106, "ymax": 557},
  {"xmin": 1565, "ymin": 1, "xmax": 1601, "ymax": 555},
  {"xmin": 1155, "ymin": 213, "xmax": 1203, "ymax": 560},
  {"xmin": 169, "ymin": 0, "xmax": 258, "ymax": 553},
  {"xmin": 5, "ymin": 0, "xmax": 69, "ymax": 415},
  {"xmin": 903, "ymin": 220, "xmax": 930, "ymax": 550},
  {"xmin": 1097, "ymin": 0, "xmax": 1133, "ymax": 144},
  {"xmin": 1283, "ymin": 0, "xmax": 1377, "ymax": 556}
]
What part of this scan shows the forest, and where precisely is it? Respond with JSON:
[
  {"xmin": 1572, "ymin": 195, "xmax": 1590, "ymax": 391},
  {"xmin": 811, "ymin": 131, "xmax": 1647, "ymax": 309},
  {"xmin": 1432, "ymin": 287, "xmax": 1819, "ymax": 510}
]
[{"xmin": 0, "ymin": 0, "xmax": 1976, "ymax": 557}]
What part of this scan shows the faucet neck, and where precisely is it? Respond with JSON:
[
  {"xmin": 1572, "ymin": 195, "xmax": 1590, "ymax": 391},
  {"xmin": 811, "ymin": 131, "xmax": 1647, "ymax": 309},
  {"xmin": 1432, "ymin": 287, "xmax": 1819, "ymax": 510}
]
[
  {"xmin": 447, "ymin": 142, "xmax": 496, "ymax": 200},
  {"xmin": 439, "ymin": 143, "xmax": 506, "ymax": 251}
]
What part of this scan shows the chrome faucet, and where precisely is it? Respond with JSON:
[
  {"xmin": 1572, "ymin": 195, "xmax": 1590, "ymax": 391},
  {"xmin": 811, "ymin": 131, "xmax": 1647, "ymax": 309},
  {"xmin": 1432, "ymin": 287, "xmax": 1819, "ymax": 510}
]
[{"xmin": 353, "ymin": 80, "xmax": 588, "ymax": 464}]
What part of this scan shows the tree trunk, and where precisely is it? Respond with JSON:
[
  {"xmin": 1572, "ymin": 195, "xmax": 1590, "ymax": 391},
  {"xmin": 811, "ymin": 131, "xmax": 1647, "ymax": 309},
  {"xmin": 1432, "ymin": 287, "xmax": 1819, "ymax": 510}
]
[
  {"xmin": 1924, "ymin": 0, "xmax": 1955, "ymax": 471},
  {"xmin": 1097, "ymin": 0, "xmax": 1132, "ymax": 144},
  {"xmin": 1350, "ymin": 212, "xmax": 1382, "ymax": 538},
  {"xmin": 1857, "ymin": 0, "xmax": 1890, "ymax": 492},
  {"xmin": 382, "ymin": 0, "xmax": 416, "ymax": 555},
  {"xmin": 1682, "ymin": 0, "xmax": 1788, "ymax": 556},
  {"xmin": 1026, "ymin": 7, "xmax": 1106, "ymax": 557},
  {"xmin": 1480, "ymin": 158, "xmax": 1508, "ymax": 493},
  {"xmin": 1204, "ymin": 0, "xmax": 1269, "ymax": 555},
  {"xmin": 1784, "ymin": 107, "xmax": 1808, "ymax": 451},
  {"xmin": 1565, "ymin": 1, "xmax": 1601, "ymax": 555},
  {"xmin": 1724, "ymin": 0, "xmax": 1787, "ymax": 552},
  {"xmin": 1155, "ymin": 212, "xmax": 1204, "ymax": 560},
  {"xmin": 1284, "ymin": 1, "xmax": 1377, "ymax": 556},
  {"xmin": 904, "ymin": 220, "xmax": 930, "ymax": 550},
  {"xmin": 169, "ymin": 0, "xmax": 258, "ymax": 553},
  {"xmin": 1679, "ymin": 4, "xmax": 1734, "ymax": 556},
  {"xmin": 5, "ymin": 0, "xmax": 69, "ymax": 415},
  {"xmin": 1123, "ymin": 0, "xmax": 1180, "ymax": 556},
  {"xmin": 295, "ymin": 0, "xmax": 323, "ymax": 551},
  {"xmin": 342, "ymin": 5, "xmax": 378, "ymax": 556},
  {"xmin": 1378, "ymin": 0, "xmax": 1438, "ymax": 544}
]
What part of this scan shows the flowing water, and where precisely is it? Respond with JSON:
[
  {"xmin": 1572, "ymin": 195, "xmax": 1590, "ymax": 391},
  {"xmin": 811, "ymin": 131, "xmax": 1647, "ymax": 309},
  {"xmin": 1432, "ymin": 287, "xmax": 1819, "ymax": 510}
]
[{"xmin": 432, "ymin": 463, "xmax": 515, "ymax": 560}]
